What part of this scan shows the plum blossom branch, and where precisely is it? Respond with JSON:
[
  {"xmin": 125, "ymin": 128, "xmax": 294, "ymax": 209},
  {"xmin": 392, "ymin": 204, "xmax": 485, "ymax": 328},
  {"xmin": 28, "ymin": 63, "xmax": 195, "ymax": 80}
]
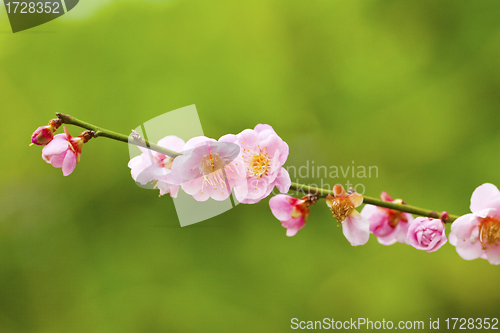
[
  {"xmin": 54, "ymin": 113, "xmax": 460, "ymax": 223},
  {"xmin": 289, "ymin": 182, "xmax": 459, "ymax": 223},
  {"xmin": 31, "ymin": 113, "xmax": 500, "ymax": 264}
]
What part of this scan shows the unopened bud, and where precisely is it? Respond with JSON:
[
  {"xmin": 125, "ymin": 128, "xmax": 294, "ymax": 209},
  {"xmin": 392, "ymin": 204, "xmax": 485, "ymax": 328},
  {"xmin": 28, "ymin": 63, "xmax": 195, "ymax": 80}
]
[{"xmin": 30, "ymin": 119, "xmax": 62, "ymax": 146}]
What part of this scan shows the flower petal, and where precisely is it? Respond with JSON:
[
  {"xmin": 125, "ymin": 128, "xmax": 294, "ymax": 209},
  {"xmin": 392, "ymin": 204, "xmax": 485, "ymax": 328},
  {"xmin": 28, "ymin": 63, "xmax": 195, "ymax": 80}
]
[
  {"xmin": 183, "ymin": 136, "xmax": 216, "ymax": 150},
  {"xmin": 485, "ymin": 201, "xmax": 500, "ymax": 220},
  {"xmin": 342, "ymin": 210, "xmax": 370, "ymax": 246},
  {"xmin": 455, "ymin": 239, "xmax": 484, "ymax": 261},
  {"xmin": 333, "ymin": 185, "xmax": 347, "ymax": 197},
  {"xmin": 240, "ymin": 178, "xmax": 270, "ymax": 204},
  {"xmin": 349, "ymin": 193, "xmax": 363, "ymax": 207},
  {"xmin": 360, "ymin": 204, "xmax": 379, "ymax": 219},
  {"xmin": 157, "ymin": 135, "xmax": 185, "ymax": 152},
  {"xmin": 264, "ymin": 150, "xmax": 281, "ymax": 184},
  {"xmin": 157, "ymin": 181, "xmax": 170, "ymax": 196},
  {"xmin": 192, "ymin": 189, "xmax": 211, "ymax": 202},
  {"xmin": 274, "ymin": 168, "xmax": 291, "ymax": 193},
  {"xmin": 286, "ymin": 227, "xmax": 300, "ymax": 237},
  {"xmin": 181, "ymin": 177, "xmax": 205, "ymax": 196},
  {"xmin": 485, "ymin": 246, "xmax": 500, "ymax": 265},
  {"xmin": 395, "ymin": 218, "xmax": 411, "ymax": 244},
  {"xmin": 254, "ymin": 124, "xmax": 276, "ymax": 134},
  {"xmin": 62, "ymin": 151, "xmax": 77, "ymax": 176},
  {"xmin": 470, "ymin": 183, "xmax": 500, "ymax": 214},
  {"xmin": 281, "ymin": 216, "xmax": 306, "ymax": 237},
  {"xmin": 129, "ymin": 156, "xmax": 155, "ymax": 184},
  {"xmin": 236, "ymin": 129, "xmax": 258, "ymax": 151},
  {"xmin": 42, "ymin": 135, "xmax": 69, "ymax": 157},
  {"xmin": 449, "ymin": 232, "xmax": 458, "ymax": 246},
  {"xmin": 49, "ymin": 152, "xmax": 66, "ymax": 168},
  {"xmin": 210, "ymin": 183, "xmax": 231, "ymax": 201},
  {"xmin": 219, "ymin": 133, "xmax": 238, "ymax": 143},
  {"xmin": 269, "ymin": 195, "xmax": 295, "ymax": 221},
  {"xmin": 450, "ymin": 214, "xmax": 478, "ymax": 241},
  {"xmin": 425, "ymin": 233, "xmax": 447, "ymax": 253},
  {"xmin": 325, "ymin": 194, "xmax": 334, "ymax": 208},
  {"xmin": 169, "ymin": 184, "xmax": 180, "ymax": 198},
  {"xmin": 380, "ymin": 191, "xmax": 393, "ymax": 202}
]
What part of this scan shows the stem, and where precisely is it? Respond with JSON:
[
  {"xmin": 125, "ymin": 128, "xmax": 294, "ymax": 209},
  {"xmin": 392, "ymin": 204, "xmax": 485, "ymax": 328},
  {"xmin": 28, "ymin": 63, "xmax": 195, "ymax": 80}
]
[
  {"xmin": 56, "ymin": 113, "xmax": 460, "ymax": 223},
  {"xmin": 289, "ymin": 182, "xmax": 459, "ymax": 223},
  {"xmin": 56, "ymin": 113, "xmax": 181, "ymax": 158}
]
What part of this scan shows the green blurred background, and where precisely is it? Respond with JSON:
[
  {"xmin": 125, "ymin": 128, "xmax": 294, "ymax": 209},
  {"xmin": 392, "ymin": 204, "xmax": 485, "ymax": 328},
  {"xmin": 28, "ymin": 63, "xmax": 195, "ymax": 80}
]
[{"xmin": 1, "ymin": 0, "xmax": 500, "ymax": 332}]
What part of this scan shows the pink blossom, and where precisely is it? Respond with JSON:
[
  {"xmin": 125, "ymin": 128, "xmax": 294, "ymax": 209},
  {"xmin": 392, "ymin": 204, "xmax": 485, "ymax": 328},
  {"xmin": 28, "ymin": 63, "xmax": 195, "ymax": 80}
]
[
  {"xmin": 41, "ymin": 126, "xmax": 83, "ymax": 176},
  {"xmin": 449, "ymin": 183, "xmax": 500, "ymax": 265},
  {"xmin": 269, "ymin": 194, "xmax": 316, "ymax": 236},
  {"xmin": 224, "ymin": 124, "xmax": 291, "ymax": 204},
  {"xmin": 128, "ymin": 135, "xmax": 185, "ymax": 197},
  {"xmin": 407, "ymin": 217, "xmax": 447, "ymax": 253},
  {"xmin": 169, "ymin": 136, "xmax": 246, "ymax": 201},
  {"xmin": 361, "ymin": 191, "xmax": 413, "ymax": 245},
  {"xmin": 326, "ymin": 185, "xmax": 370, "ymax": 246},
  {"xmin": 31, "ymin": 119, "xmax": 61, "ymax": 145}
]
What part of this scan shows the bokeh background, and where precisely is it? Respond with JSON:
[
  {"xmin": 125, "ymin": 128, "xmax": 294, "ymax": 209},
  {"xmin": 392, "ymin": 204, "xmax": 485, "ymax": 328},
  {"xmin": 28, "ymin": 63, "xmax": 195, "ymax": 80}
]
[{"xmin": 1, "ymin": 0, "xmax": 500, "ymax": 332}]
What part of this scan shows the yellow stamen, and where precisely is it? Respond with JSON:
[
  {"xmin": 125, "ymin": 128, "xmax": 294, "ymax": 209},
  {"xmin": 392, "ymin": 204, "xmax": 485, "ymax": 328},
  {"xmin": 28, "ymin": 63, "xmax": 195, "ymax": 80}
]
[
  {"xmin": 199, "ymin": 153, "xmax": 227, "ymax": 191},
  {"xmin": 479, "ymin": 217, "xmax": 500, "ymax": 250},
  {"xmin": 330, "ymin": 197, "xmax": 355, "ymax": 223},
  {"xmin": 247, "ymin": 152, "xmax": 270, "ymax": 179}
]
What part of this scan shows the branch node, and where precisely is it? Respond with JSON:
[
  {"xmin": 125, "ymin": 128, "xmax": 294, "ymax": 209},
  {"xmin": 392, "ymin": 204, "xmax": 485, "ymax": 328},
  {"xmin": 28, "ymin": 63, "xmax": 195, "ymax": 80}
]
[
  {"xmin": 428, "ymin": 211, "xmax": 440, "ymax": 219},
  {"xmin": 55, "ymin": 113, "xmax": 72, "ymax": 124},
  {"xmin": 131, "ymin": 130, "xmax": 142, "ymax": 141},
  {"xmin": 79, "ymin": 130, "xmax": 97, "ymax": 143}
]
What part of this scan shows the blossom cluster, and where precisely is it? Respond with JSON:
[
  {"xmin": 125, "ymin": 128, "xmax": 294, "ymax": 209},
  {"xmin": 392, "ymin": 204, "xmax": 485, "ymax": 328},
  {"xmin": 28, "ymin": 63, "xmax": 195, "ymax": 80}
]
[
  {"xmin": 31, "ymin": 119, "xmax": 500, "ymax": 265},
  {"xmin": 32, "ymin": 122, "xmax": 292, "ymax": 203},
  {"xmin": 31, "ymin": 119, "xmax": 93, "ymax": 176},
  {"xmin": 128, "ymin": 124, "xmax": 291, "ymax": 203},
  {"xmin": 271, "ymin": 183, "xmax": 500, "ymax": 265}
]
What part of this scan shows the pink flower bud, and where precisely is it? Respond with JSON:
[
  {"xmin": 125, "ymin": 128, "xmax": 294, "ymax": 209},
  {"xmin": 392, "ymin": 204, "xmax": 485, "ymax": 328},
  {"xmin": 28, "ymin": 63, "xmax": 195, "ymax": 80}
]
[
  {"xmin": 441, "ymin": 211, "xmax": 450, "ymax": 221},
  {"xmin": 30, "ymin": 119, "xmax": 62, "ymax": 146},
  {"xmin": 407, "ymin": 217, "xmax": 447, "ymax": 253},
  {"xmin": 31, "ymin": 126, "xmax": 54, "ymax": 145}
]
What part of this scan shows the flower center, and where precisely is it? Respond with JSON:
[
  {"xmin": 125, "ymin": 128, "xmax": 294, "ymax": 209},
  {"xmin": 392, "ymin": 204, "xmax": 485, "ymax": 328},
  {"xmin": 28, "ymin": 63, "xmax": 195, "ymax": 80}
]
[
  {"xmin": 330, "ymin": 197, "xmax": 354, "ymax": 223},
  {"xmin": 199, "ymin": 153, "xmax": 224, "ymax": 175},
  {"xmin": 198, "ymin": 152, "xmax": 227, "ymax": 192},
  {"xmin": 247, "ymin": 152, "xmax": 270, "ymax": 179},
  {"xmin": 479, "ymin": 217, "xmax": 500, "ymax": 250},
  {"xmin": 154, "ymin": 155, "xmax": 174, "ymax": 169},
  {"xmin": 387, "ymin": 210, "xmax": 407, "ymax": 227},
  {"xmin": 291, "ymin": 205, "xmax": 307, "ymax": 219}
]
